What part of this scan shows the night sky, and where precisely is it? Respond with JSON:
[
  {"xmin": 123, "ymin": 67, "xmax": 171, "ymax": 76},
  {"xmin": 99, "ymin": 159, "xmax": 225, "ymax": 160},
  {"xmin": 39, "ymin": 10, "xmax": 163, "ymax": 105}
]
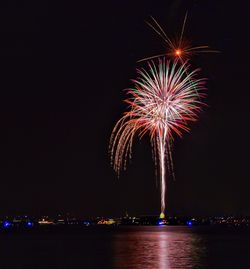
[{"xmin": 0, "ymin": 0, "xmax": 248, "ymax": 217}]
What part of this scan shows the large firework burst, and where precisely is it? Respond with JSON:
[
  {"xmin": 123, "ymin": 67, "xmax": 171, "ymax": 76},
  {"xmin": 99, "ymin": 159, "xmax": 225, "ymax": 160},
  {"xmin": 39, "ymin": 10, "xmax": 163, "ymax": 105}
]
[{"xmin": 110, "ymin": 59, "xmax": 205, "ymax": 218}]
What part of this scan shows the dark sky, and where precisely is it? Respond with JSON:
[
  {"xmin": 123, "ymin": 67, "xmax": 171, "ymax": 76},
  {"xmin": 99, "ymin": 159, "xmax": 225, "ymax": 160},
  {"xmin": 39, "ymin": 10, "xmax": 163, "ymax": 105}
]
[{"xmin": 0, "ymin": 0, "xmax": 248, "ymax": 217}]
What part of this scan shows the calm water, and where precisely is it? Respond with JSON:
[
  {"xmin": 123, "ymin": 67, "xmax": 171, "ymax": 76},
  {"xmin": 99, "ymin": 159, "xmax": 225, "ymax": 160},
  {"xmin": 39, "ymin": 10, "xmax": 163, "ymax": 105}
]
[{"xmin": 1, "ymin": 226, "xmax": 250, "ymax": 268}]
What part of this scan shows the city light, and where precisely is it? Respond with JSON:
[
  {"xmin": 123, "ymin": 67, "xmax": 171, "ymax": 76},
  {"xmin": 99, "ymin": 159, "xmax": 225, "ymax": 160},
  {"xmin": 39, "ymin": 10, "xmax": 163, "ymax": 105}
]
[
  {"xmin": 3, "ymin": 221, "xmax": 12, "ymax": 228},
  {"xmin": 26, "ymin": 221, "xmax": 33, "ymax": 228}
]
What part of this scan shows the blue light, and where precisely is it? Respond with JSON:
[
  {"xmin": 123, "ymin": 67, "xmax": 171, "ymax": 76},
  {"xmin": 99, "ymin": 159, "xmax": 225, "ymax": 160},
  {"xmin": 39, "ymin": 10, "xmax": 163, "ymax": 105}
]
[
  {"xmin": 26, "ymin": 221, "xmax": 33, "ymax": 227},
  {"xmin": 3, "ymin": 221, "xmax": 11, "ymax": 228},
  {"xmin": 187, "ymin": 221, "xmax": 193, "ymax": 226},
  {"xmin": 158, "ymin": 220, "xmax": 164, "ymax": 225}
]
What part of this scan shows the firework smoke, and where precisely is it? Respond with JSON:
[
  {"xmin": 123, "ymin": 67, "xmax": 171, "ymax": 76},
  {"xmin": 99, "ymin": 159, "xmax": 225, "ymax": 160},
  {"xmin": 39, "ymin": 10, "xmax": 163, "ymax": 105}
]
[{"xmin": 110, "ymin": 59, "xmax": 205, "ymax": 217}]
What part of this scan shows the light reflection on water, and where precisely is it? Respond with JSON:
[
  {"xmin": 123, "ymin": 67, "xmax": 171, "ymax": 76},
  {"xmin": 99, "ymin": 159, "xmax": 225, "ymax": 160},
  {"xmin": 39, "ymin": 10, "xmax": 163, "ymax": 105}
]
[{"xmin": 113, "ymin": 226, "xmax": 206, "ymax": 269}]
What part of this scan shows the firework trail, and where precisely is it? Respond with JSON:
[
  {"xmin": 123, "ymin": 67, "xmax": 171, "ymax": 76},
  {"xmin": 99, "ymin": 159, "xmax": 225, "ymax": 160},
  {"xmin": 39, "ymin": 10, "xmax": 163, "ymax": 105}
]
[{"xmin": 110, "ymin": 59, "xmax": 205, "ymax": 218}]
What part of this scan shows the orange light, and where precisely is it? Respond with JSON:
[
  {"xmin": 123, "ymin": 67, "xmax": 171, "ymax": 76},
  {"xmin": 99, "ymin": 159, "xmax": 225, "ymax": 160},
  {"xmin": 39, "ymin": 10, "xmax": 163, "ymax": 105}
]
[{"xmin": 175, "ymin": 49, "xmax": 181, "ymax": 56}]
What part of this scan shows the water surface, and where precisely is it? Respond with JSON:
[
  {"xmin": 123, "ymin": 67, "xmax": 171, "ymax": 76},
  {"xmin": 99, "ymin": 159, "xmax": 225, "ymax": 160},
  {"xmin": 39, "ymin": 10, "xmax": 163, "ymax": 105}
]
[{"xmin": 0, "ymin": 226, "xmax": 249, "ymax": 268}]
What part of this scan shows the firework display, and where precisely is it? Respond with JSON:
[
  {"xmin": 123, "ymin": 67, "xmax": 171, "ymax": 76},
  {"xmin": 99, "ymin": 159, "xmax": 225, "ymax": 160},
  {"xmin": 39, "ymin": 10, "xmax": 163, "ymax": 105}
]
[
  {"xmin": 110, "ymin": 59, "xmax": 205, "ymax": 218},
  {"xmin": 138, "ymin": 13, "xmax": 218, "ymax": 63}
]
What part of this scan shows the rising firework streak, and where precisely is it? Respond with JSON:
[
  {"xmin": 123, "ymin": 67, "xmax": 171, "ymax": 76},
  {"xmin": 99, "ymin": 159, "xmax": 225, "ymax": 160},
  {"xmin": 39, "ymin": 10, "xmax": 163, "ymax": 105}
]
[{"xmin": 110, "ymin": 59, "xmax": 206, "ymax": 218}]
